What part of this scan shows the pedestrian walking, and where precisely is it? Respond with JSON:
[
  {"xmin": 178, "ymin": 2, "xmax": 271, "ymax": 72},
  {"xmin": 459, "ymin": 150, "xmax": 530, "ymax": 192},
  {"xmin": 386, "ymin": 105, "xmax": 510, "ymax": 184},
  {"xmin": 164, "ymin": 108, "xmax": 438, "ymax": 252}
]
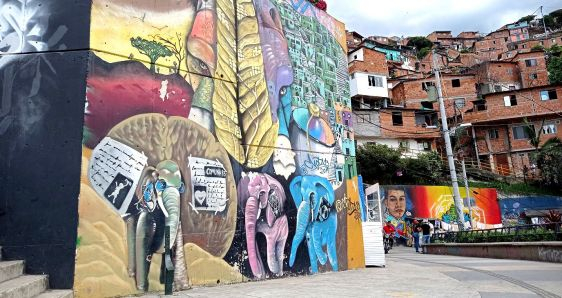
[
  {"xmin": 412, "ymin": 220, "xmax": 421, "ymax": 253},
  {"xmin": 421, "ymin": 219, "xmax": 431, "ymax": 253}
]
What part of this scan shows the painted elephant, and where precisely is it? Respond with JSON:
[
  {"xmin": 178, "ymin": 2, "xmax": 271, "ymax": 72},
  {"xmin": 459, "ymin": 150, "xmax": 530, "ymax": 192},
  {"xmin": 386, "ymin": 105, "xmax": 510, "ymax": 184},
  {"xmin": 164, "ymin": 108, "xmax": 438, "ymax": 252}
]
[
  {"xmin": 289, "ymin": 176, "xmax": 338, "ymax": 273},
  {"xmin": 238, "ymin": 173, "xmax": 288, "ymax": 279},
  {"xmin": 125, "ymin": 160, "xmax": 183, "ymax": 291}
]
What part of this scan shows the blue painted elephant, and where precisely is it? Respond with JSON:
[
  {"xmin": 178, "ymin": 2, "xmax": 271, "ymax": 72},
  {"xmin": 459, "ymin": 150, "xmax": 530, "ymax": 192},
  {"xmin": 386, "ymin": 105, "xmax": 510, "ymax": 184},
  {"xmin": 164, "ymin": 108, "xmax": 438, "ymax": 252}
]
[{"xmin": 289, "ymin": 176, "xmax": 338, "ymax": 273}]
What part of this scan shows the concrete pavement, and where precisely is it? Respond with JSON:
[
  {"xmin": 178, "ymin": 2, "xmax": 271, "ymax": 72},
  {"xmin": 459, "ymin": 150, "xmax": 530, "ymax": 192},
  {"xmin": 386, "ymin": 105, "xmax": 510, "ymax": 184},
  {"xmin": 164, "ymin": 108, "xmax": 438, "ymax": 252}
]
[{"xmin": 138, "ymin": 247, "xmax": 562, "ymax": 298}]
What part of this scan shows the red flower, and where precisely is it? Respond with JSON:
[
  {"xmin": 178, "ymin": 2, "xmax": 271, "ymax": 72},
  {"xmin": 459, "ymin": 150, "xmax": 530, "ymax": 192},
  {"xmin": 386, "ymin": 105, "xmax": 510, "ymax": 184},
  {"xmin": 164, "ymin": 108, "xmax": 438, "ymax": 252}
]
[{"xmin": 315, "ymin": 0, "xmax": 327, "ymax": 11}]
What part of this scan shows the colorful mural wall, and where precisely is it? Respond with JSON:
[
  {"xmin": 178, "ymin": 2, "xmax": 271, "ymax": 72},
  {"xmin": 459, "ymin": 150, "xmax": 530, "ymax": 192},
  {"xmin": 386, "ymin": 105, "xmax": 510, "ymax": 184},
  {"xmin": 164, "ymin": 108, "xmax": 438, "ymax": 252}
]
[
  {"xmin": 499, "ymin": 195, "xmax": 562, "ymax": 226},
  {"xmin": 378, "ymin": 186, "xmax": 502, "ymax": 239},
  {"xmin": 75, "ymin": 0, "xmax": 362, "ymax": 296}
]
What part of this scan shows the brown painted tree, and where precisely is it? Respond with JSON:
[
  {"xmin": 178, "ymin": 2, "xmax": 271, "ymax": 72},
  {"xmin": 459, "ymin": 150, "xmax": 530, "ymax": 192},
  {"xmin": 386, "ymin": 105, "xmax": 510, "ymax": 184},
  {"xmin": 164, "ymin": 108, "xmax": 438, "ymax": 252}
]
[{"xmin": 153, "ymin": 33, "xmax": 186, "ymax": 74}]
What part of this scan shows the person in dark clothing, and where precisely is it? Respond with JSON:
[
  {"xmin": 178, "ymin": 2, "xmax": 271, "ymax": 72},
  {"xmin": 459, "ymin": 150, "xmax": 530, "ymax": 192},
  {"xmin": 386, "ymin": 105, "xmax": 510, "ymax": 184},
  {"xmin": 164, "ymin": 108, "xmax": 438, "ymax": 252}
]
[
  {"xmin": 421, "ymin": 219, "xmax": 431, "ymax": 253},
  {"xmin": 412, "ymin": 220, "xmax": 421, "ymax": 253}
]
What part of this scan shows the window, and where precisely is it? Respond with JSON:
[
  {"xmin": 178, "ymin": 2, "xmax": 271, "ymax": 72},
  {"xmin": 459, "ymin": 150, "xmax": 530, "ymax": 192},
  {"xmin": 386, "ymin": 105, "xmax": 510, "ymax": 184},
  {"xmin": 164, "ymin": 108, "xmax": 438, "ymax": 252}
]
[
  {"xmin": 509, "ymin": 85, "xmax": 516, "ymax": 90},
  {"xmin": 540, "ymin": 90, "xmax": 557, "ymax": 101},
  {"xmin": 421, "ymin": 101, "xmax": 433, "ymax": 109},
  {"xmin": 356, "ymin": 114, "xmax": 370, "ymax": 123},
  {"xmin": 454, "ymin": 98, "xmax": 466, "ymax": 108},
  {"xmin": 354, "ymin": 55, "xmax": 358, "ymax": 59},
  {"xmin": 422, "ymin": 141, "xmax": 432, "ymax": 151},
  {"xmin": 399, "ymin": 140, "xmax": 409, "ymax": 148},
  {"xmin": 512, "ymin": 126, "xmax": 530, "ymax": 140},
  {"xmin": 504, "ymin": 95, "xmax": 517, "ymax": 106},
  {"xmin": 368, "ymin": 75, "xmax": 383, "ymax": 87},
  {"xmin": 392, "ymin": 112, "xmax": 403, "ymax": 126},
  {"xmin": 422, "ymin": 81, "xmax": 435, "ymax": 91},
  {"xmin": 522, "ymin": 44, "xmax": 527, "ymax": 49},
  {"xmin": 475, "ymin": 100, "xmax": 487, "ymax": 111},
  {"xmin": 494, "ymin": 85, "xmax": 503, "ymax": 92},
  {"xmin": 488, "ymin": 129, "xmax": 499, "ymax": 139},
  {"xmin": 452, "ymin": 79, "xmax": 461, "ymax": 88},
  {"xmin": 529, "ymin": 73, "xmax": 538, "ymax": 80},
  {"xmin": 525, "ymin": 59, "xmax": 537, "ymax": 67},
  {"xmin": 543, "ymin": 123, "xmax": 558, "ymax": 135},
  {"xmin": 368, "ymin": 75, "xmax": 376, "ymax": 86},
  {"xmin": 375, "ymin": 76, "xmax": 383, "ymax": 87}
]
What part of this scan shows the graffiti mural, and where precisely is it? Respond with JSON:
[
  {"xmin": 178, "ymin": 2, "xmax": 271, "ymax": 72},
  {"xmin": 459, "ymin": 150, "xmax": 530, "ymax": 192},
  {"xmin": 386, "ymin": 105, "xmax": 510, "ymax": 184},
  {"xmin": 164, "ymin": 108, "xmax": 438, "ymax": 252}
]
[
  {"xmin": 500, "ymin": 195, "xmax": 562, "ymax": 226},
  {"xmin": 75, "ymin": 0, "xmax": 361, "ymax": 296},
  {"xmin": 380, "ymin": 186, "xmax": 502, "ymax": 239}
]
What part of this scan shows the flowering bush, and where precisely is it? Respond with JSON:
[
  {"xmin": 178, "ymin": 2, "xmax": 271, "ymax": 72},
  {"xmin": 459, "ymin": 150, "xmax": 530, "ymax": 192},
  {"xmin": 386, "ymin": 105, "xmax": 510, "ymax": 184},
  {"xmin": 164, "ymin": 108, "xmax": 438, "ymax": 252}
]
[{"xmin": 307, "ymin": 0, "xmax": 327, "ymax": 11}]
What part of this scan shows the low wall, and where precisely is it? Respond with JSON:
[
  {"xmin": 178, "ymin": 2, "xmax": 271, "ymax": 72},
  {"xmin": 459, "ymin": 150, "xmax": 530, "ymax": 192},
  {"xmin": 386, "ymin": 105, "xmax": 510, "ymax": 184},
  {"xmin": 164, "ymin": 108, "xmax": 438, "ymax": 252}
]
[{"xmin": 426, "ymin": 242, "xmax": 562, "ymax": 263}]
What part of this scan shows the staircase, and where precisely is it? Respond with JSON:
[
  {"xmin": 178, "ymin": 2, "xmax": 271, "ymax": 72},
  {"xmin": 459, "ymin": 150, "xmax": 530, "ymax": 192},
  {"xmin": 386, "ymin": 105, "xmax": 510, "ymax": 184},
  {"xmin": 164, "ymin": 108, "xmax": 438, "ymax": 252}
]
[{"xmin": 0, "ymin": 246, "xmax": 73, "ymax": 298}]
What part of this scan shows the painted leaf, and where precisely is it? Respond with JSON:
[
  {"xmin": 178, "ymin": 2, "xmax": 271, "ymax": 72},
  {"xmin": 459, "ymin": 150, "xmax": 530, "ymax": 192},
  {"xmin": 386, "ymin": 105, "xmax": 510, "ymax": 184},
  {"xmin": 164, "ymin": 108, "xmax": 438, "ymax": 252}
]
[{"xmin": 213, "ymin": 0, "xmax": 278, "ymax": 168}]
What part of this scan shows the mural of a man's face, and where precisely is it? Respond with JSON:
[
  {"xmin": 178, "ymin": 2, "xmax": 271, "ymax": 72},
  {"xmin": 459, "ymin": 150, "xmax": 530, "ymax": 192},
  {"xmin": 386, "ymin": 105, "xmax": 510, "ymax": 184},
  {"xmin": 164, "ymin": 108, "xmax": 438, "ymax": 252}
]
[{"xmin": 385, "ymin": 189, "xmax": 406, "ymax": 219}]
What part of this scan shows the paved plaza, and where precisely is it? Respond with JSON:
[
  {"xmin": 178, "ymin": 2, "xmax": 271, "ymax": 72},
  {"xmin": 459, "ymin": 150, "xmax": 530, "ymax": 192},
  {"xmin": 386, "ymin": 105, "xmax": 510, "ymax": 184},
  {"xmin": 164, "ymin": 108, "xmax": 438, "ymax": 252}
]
[{"xmin": 138, "ymin": 247, "xmax": 562, "ymax": 297}]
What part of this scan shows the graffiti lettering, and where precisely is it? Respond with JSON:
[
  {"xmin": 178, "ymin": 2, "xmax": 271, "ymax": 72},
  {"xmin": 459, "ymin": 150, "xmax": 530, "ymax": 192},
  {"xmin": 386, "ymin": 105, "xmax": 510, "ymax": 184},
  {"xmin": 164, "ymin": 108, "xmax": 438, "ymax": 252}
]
[
  {"xmin": 538, "ymin": 247, "xmax": 562, "ymax": 263},
  {"xmin": 335, "ymin": 195, "xmax": 361, "ymax": 221},
  {"xmin": 300, "ymin": 154, "xmax": 330, "ymax": 175}
]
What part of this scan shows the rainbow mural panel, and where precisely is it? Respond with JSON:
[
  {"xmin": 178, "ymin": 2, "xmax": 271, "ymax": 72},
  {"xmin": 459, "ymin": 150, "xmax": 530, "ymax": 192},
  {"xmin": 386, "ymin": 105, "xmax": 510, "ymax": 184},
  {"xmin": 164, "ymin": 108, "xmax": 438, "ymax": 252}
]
[{"xmin": 380, "ymin": 185, "xmax": 502, "ymax": 238}]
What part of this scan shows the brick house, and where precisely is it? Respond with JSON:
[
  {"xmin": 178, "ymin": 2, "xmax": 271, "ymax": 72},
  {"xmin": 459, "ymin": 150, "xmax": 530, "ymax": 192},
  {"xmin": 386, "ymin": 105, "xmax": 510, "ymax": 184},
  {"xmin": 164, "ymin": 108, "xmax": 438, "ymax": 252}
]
[
  {"xmin": 348, "ymin": 46, "xmax": 389, "ymax": 146},
  {"xmin": 473, "ymin": 61, "xmax": 521, "ymax": 94},
  {"xmin": 391, "ymin": 73, "xmax": 478, "ymax": 117},
  {"xmin": 463, "ymin": 85, "xmax": 562, "ymax": 177},
  {"xmin": 346, "ymin": 30, "xmax": 364, "ymax": 52},
  {"xmin": 375, "ymin": 107, "xmax": 441, "ymax": 157},
  {"xmin": 510, "ymin": 51, "xmax": 550, "ymax": 88},
  {"xmin": 474, "ymin": 29, "xmax": 510, "ymax": 61}
]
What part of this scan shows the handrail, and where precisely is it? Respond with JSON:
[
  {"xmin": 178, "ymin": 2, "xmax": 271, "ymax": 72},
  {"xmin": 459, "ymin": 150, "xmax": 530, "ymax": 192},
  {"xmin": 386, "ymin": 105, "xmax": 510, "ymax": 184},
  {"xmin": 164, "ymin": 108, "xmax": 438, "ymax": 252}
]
[{"xmin": 431, "ymin": 222, "xmax": 562, "ymax": 243}]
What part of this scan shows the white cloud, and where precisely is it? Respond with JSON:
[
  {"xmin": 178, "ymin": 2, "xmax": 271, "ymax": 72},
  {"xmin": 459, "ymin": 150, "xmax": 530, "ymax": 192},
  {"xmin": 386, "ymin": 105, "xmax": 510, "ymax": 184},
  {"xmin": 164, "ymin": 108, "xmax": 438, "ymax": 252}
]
[{"xmin": 328, "ymin": 0, "xmax": 562, "ymax": 37}]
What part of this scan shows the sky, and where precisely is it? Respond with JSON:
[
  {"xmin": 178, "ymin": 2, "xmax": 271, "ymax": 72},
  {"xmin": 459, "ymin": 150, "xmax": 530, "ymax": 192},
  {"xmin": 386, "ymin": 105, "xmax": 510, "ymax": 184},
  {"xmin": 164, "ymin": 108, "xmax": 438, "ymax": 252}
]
[{"xmin": 329, "ymin": 0, "xmax": 562, "ymax": 38}]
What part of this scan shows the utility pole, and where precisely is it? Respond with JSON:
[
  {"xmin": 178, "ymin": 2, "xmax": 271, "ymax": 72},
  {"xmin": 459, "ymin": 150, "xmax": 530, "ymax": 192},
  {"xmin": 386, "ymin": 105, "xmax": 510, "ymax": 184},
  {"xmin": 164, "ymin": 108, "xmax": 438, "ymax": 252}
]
[
  {"xmin": 541, "ymin": 6, "xmax": 548, "ymax": 37},
  {"xmin": 432, "ymin": 48, "xmax": 466, "ymax": 230},
  {"xmin": 461, "ymin": 159, "xmax": 473, "ymax": 229}
]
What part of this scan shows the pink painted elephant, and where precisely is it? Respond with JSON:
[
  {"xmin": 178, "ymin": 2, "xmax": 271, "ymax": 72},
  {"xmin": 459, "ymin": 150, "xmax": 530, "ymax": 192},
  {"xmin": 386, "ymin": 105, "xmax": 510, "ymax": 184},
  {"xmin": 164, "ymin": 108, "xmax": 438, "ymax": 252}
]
[{"xmin": 238, "ymin": 173, "xmax": 288, "ymax": 279}]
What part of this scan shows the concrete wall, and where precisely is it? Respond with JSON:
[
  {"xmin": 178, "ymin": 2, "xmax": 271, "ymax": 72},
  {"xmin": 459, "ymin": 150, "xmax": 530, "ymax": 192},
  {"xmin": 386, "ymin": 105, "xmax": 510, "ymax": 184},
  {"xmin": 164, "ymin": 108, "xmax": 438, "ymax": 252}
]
[
  {"xmin": 0, "ymin": 0, "xmax": 90, "ymax": 289},
  {"xmin": 74, "ymin": 0, "xmax": 364, "ymax": 297},
  {"xmin": 427, "ymin": 242, "xmax": 562, "ymax": 263}
]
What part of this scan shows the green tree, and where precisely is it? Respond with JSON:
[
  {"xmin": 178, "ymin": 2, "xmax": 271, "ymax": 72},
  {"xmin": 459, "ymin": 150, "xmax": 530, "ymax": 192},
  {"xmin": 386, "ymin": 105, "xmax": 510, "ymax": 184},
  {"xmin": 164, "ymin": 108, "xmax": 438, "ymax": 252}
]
[
  {"xmin": 536, "ymin": 138, "xmax": 562, "ymax": 189},
  {"xmin": 402, "ymin": 151, "xmax": 445, "ymax": 184},
  {"xmin": 523, "ymin": 117, "xmax": 545, "ymax": 153},
  {"xmin": 130, "ymin": 37, "xmax": 173, "ymax": 72},
  {"xmin": 531, "ymin": 44, "xmax": 545, "ymax": 52},
  {"xmin": 547, "ymin": 56, "xmax": 562, "ymax": 84},
  {"xmin": 417, "ymin": 47, "xmax": 431, "ymax": 60},
  {"xmin": 356, "ymin": 143, "xmax": 403, "ymax": 185},
  {"xmin": 407, "ymin": 36, "xmax": 433, "ymax": 51},
  {"xmin": 407, "ymin": 36, "xmax": 433, "ymax": 60},
  {"xmin": 517, "ymin": 15, "xmax": 535, "ymax": 23},
  {"xmin": 544, "ymin": 15, "xmax": 556, "ymax": 29}
]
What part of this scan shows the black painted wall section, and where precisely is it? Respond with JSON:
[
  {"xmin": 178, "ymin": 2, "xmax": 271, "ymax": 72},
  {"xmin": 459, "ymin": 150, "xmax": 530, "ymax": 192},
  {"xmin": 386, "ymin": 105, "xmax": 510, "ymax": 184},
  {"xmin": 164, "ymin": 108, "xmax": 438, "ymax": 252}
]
[{"xmin": 0, "ymin": 0, "xmax": 91, "ymax": 289}]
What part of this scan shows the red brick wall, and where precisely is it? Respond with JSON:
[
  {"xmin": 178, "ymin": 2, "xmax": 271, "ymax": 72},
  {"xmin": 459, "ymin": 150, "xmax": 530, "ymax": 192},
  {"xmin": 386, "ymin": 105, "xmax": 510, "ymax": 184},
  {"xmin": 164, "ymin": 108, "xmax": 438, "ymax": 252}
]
[
  {"xmin": 391, "ymin": 75, "xmax": 477, "ymax": 114},
  {"xmin": 474, "ymin": 62, "xmax": 520, "ymax": 87},
  {"xmin": 349, "ymin": 48, "xmax": 389, "ymax": 76},
  {"xmin": 514, "ymin": 52, "xmax": 549, "ymax": 88},
  {"xmin": 379, "ymin": 109, "xmax": 441, "ymax": 139},
  {"xmin": 464, "ymin": 86, "xmax": 562, "ymax": 124}
]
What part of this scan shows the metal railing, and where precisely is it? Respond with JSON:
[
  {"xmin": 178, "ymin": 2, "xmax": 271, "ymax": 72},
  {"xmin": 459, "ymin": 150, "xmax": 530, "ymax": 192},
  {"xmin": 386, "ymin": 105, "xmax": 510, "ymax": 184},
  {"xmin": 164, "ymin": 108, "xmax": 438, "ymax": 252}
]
[{"xmin": 431, "ymin": 222, "xmax": 562, "ymax": 244}]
